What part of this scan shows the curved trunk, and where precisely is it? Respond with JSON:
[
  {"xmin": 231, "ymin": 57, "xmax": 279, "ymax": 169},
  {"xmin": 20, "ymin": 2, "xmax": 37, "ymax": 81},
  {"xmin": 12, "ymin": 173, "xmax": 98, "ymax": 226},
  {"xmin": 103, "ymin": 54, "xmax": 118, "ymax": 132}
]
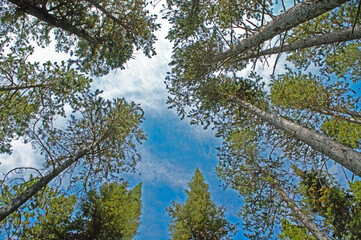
[
  {"xmin": 212, "ymin": 0, "xmax": 350, "ymax": 63},
  {"xmin": 0, "ymin": 141, "xmax": 98, "ymax": 222},
  {"xmin": 235, "ymin": 98, "xmax": 361, "ymax": 177},
  {"xmin": 236, "ymin": 26, "xmax": 361, "ymax": 61}
]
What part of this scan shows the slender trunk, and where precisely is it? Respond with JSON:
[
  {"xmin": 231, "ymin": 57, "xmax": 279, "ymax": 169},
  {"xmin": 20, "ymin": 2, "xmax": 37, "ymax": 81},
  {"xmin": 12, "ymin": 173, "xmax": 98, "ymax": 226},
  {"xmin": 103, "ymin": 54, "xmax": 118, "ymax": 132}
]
[
  {"xmin": 7, "ymin": 0, "xmax": 97, "ymax": 43},
  {"xmin": 236, "ymin": 26, "xmax": 361, "ymax": 61},
  {"xmin": 0, "ymin": 141, "xmax": 98, "ymax": 222},
  {"xmin": 310, "ymin": 107, "xmax": 361, "ymax": 125},
  {"xmin": 234, "ymin": 98, "xmax": 361, "ymax": 176},
  {"xmin": 85, "ymin": 0, "xmax": 130, "ymax": 32},
  {"xmin": 211, "ymin": 0, "xmax": 350, "ymax": 63},
  {"xmin": 0, "ymin": 83, "xmax": 49, "ymax": 91},
  {"xmin": 271, "ymin": 181, "xmax": 329, "ymax": 240}
]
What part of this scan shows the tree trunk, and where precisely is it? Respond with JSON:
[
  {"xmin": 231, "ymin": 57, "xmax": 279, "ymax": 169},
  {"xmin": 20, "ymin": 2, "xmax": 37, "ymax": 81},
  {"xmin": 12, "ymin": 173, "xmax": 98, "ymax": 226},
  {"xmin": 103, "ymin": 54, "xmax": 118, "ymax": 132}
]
[
  {"xmin": 236, "ymin": 26, "xmax": 361, "ymax": 61},
  {"xmin": 211, "ymin": 0, "xmax": 350, "ymax": 64},
  {"xmin": 0, "ymin": 83, "xmax": 49, "ymax": 91},
  {"xmin": 0, "ymin": 141, "xmax": 98, "ymax": 222},
  {"xmin": 235, "ymin": 98, "xmax": 361, "ymax": 177},
  {"xmin": 85, "ymin": 0, "xmax": 130, "ymax": 32},
  {"xmin": 7, "ymin": 0, "xmax": 97, "ymax": 43},
  {"xmin": 271, "ymin": 181, "xmax": 329, "ymax": 240}
]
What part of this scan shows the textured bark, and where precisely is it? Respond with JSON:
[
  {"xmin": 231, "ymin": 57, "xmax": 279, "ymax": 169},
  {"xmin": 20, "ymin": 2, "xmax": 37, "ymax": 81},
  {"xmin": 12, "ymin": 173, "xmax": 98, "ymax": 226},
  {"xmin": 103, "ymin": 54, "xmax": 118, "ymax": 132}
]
[
  {"xmin": 212, "ymin": 0, "xmax": 350, "ymax": 63},
  {"xmin": 236, "ymin": 26, "xmax": 361, "ymax": 61},
  {"xmin": 0, "ymin": 141, "xmax": 98, "ymax": 222},
  {"xmin": 272, "ymin": 181, "xmax": 329, "ymax": 240},
  {"xmin": 7, "ymin": 0, "xmax": 97, "ymax": 43},
  {"xmin": 0, "ymin": 83, "xmax": 49, "ymax": 91},
  {"xmin": 235, "ymin": 98, "xmax": 361, "ymax": 177}
]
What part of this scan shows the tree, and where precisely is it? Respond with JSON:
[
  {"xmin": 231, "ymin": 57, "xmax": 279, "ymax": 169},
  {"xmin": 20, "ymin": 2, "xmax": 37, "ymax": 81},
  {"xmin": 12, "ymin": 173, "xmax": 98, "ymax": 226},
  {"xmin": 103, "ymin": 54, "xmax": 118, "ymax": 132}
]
[
  {"xmin": 0, "ymin": 180, "xmax": 142, "ymax": 239},
  {"xmin": 209, "ymin": 0, "xmax": 351, "ymax": 65},
  {"xmin": 1, "ymin": 0, "xmax": 159, "ymax": 75},
  {"xmin": 0, "ymin": 90, "xmax": 146, "ymax": 221},
  {"xmin": 167, "ymin": 168, "xmax": 237, "ymax": 240},
  {"xmin": 70, "ymin": 182, "xmax": 142, "ymax": 240},
  {"xmin": 164, "ymin": 0, "xmax": 361, "ymax": 175},
  {"xmin": 296, "ymin": 170, "xmax": 361, "ymax": 239},
  {"xmin": 216, "ymin": 136, "xmax": 328, "ymax": 240},
  {"xmin": 0, "ymin": 47, "xmax": 91, "ymax": 154},
  {"xmin": 234, "ymin": 26, "xmax": 361, "ymax": 63},
  {"xmin": 270, "ymin": 70, "xmax": 361, "ymax": 147}
]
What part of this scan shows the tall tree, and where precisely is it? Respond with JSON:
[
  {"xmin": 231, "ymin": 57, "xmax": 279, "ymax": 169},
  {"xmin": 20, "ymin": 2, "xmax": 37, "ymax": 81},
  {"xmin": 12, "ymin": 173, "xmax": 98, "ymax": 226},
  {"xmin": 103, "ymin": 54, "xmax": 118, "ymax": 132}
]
[
  {"xmin": 71, "ymin": 182, "xmax": 142, "ymax": 240},
  {"xmin": 167, "ymin": 168, "xmax": 237, "ymax": 240},
  {"xmin": 1, "ymin": 0, "xmax": 159, "ymax": 75},
  {"xmin": 164, "ymin": 0, "xmax": 361, "ymax": 175},
  {"xmin": 0, "ymin": 90, "xmax": 146, "ymax": 221}
]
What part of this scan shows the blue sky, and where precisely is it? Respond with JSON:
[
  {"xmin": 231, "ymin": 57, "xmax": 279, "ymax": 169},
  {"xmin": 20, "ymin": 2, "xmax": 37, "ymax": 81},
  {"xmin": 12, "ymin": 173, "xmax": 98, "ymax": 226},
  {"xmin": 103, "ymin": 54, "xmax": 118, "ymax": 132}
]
[
  {"xmin": 0, "ymin": 2, "xmax": 246, "ymax": 239},
  {"xmin": 1, "ymin": 1, "xmax": 355, "ymax": 239}
]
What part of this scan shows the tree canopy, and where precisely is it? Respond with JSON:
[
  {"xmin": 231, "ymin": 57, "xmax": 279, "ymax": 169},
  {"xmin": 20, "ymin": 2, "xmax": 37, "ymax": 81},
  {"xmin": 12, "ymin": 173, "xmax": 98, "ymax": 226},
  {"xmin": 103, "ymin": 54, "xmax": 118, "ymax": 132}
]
[{"xmin": 167, "ymin": 168, "xmax": 237, "ymax": 240}]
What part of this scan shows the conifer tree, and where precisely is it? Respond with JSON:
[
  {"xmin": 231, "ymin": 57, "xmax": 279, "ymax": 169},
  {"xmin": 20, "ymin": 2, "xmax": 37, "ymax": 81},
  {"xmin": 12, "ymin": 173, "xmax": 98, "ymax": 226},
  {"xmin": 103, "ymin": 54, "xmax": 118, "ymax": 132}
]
[
  {"xmin": 0, "ymin": 181, "xmax": 142, "ymax": 239},
  {"xmin": 1, "ymin": 0, "xmax": 159, "ymax": 76},
  {"xmin": 167, "ymin": 168, "xmax": 236, "ymax": 240}
]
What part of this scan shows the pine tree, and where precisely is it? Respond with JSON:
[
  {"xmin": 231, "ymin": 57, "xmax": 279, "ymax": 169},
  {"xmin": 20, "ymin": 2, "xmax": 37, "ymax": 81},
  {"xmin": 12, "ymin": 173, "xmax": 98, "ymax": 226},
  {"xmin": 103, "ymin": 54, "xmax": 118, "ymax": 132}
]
[
  {"xmin": 0, "ymin": 91, "xmax": 146, "ymax": 221},
  {"xmin": 1, "ymin": 0, "xmax": 159, "ymax": 75},
  {"xmin": 167, "ymin": 168, "xmax": 236, "ymax": 240},
  {"xmin": 0, "ymin": 181, "xmax": 142, "ymax": 239}
]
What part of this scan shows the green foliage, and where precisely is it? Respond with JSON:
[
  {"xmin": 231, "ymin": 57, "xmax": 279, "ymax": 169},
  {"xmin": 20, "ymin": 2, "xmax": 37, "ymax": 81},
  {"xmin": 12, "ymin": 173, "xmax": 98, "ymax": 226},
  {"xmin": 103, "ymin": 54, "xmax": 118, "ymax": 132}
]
[
  {"xmin": 321, "ymin": 119, "xmax": 361, "ymax": 148},
  {"xmin": 1, "ymin": 0, "xmax": 159, "ymax": 76},
  {"xmin": 1, "ymin": 181, "xmax": 142, "ymax": 239},
  {"xmin": 164, "ymin": 0, "xmax": 273, "ymax": 48},
  {"xmin": 71, "ymin": 182, "xmax": 142, "ymax": 240},
  {"xmin": 296, "ymin": 170, "xmax": 361, "ymax": 239},
  {"xmin": 38, "ymin": 90, "xmax": 146, "ymax": 186},
  {"xmin": 167, "ymin": 168, "xmax": 236, "ymax": 240},
  {"xmin": 270, "ymin": 72, "xmax": 330, "ymax": 110},
  {"xmin": 278, "ymin": 219, "xmax": 315, "ymax": 240},
  {"xmin": 0, "ymin": 177, "xmax": 76, "ymax": 239},
  {"xmin": 286, "ymin": 1, "xmax": 361, "ymax": 81},
  {"xmin": 270, "ymin": 70, "xmax": 361, "ymax": 148},
  {"xmin": 0, "ymin": 48, "xmax": 91, "ymax": 154}
]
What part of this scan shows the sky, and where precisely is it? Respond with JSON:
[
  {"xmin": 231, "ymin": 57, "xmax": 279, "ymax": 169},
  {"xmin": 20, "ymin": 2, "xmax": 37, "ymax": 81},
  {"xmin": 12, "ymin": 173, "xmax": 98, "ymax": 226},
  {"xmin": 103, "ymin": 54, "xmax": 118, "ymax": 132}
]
[
  {"xmin": 0, "ymin": 1, "xmax": 354, "ymax": 239},
  {"xmin": 0, "ymin": 2, "xmax": 246, "ymax": 239}
]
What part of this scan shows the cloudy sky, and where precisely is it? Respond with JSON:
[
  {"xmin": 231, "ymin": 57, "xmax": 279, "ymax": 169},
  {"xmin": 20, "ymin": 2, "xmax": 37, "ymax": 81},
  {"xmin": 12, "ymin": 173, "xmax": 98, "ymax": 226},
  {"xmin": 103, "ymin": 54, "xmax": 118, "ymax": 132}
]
[
  {"xmin": 2, "ymin": 1, "xmax": 352, "ymax": 239},
  {"xmin": 0, "ymin": 2, "xmax": 245, "ymax": 239}
]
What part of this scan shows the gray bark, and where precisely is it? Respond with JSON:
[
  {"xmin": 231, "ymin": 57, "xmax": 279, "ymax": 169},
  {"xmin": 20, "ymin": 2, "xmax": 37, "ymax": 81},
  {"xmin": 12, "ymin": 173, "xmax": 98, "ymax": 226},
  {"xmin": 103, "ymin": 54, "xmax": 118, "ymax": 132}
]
[
  {"xmin": 7, "ymin": 0, "xmax": 97, "ymax": 43},
  {"xmin": 235, "ymin": 98, "xmax": 361, "ymax": 177},
  {"xmin": 272, "ymin": 182, "xmax": 329, "ymax": 240},
  {"xmin": 0, "ymin": 83, "xmax": 49, "ymax": 91},
  {"xmin": 236, "ymin": 26, "xmax": 361, "ymax": 61},
  {"xmin": 212, "ymin": 0, "xmax": 351, "ymax": 63},
  {"xmin": 0, "ymin": 141, "xmax": 98, "ymax": 222}
]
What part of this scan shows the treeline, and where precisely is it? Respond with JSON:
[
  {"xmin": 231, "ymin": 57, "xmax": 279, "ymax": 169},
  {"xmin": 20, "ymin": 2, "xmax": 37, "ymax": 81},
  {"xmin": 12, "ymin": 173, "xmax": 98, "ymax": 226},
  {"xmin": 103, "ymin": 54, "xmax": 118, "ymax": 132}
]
[{"xmin": 0, "ymin": 0, "xmax": 360, "ymax": 239}]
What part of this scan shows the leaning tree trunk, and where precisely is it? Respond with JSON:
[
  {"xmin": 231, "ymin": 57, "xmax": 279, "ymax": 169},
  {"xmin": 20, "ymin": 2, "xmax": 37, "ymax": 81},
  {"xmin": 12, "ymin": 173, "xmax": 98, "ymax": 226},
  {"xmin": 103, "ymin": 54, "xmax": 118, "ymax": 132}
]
[
  {"xmin": 0, "ymin": 140, "xmax": 99, "ymax": 222},
  {"xmin": 234, "ymin": 98, "xmax": 361, "ymax": 177},
  {"xmin": 211, "ymin": 0, "xmax": 351, "ymax": 64},
  {"xmin": 0, "ymin": 83, "xmax": 50, "ymax": 91},
  {"xmin": 236, "ymin": 26, "xmax": 361, "ymax": 61},
  {"xmin": 270, "ymin": 180, "xmax": 329, "ymax": 240},
  {"xmin": 6, "ymin": 0, "xmax": 97, "ymax": 43}
]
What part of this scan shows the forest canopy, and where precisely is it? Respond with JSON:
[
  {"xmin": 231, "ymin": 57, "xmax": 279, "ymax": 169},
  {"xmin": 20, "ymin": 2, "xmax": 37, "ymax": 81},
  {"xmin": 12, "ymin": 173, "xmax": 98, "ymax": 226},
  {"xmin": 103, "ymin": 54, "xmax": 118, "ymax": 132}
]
[{"xmin": 0, "ymin": 0, "xmax": 360, "ymax": 239}]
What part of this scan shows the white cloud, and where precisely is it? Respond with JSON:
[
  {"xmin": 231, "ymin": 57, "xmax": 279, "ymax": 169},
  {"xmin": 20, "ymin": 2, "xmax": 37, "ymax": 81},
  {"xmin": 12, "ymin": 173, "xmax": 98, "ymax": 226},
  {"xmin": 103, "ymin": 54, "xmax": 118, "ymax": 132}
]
[
  {"xmin": 133, "ymin": 150, "xmax": 192, "ymax": 189},
  {"xmin": 0, "ymin": 139, "xmax": 42, "ymax": 178}
]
